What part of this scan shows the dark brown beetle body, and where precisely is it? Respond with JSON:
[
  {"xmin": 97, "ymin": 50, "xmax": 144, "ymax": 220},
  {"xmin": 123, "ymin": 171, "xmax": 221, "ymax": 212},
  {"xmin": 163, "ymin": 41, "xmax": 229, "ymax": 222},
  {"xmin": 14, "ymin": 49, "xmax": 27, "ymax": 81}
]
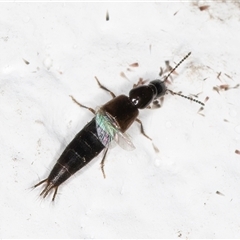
[
  {"xmin": 34, "ymin": 53, "xmax": 202, "ymax": 201},
  {"xmin": 34, "ymin": 80, "xmax": 166, "ymax": 201}
]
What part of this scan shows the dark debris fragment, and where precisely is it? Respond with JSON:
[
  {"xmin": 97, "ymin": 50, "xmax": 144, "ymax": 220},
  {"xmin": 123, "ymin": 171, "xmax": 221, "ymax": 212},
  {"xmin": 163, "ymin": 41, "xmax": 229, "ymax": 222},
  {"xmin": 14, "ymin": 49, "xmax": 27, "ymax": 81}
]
[
  {"xmin": 199, "ymin": 5, "xmax": 210, "ymax": 11},
  {"xmin": 23, "ymin": 58, "xmax": 30, "ymax": 65},
  {"xmin": 106, "ymin": 11, "xmax": 109, "ymax": 21}
]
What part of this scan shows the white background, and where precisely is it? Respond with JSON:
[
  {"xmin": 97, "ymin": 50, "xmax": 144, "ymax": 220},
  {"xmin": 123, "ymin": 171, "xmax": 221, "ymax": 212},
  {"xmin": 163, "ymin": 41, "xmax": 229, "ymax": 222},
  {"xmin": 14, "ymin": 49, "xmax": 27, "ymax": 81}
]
[{"xmin": 1, "ymin": 2, "xmax": 240, "ymax": 238}]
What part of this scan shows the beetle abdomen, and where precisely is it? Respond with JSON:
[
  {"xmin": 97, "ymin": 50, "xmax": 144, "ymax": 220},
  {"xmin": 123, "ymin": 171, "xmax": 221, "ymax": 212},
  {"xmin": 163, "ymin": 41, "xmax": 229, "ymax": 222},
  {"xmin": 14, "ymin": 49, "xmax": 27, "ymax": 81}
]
[
  {"xmin": 54, "ymin": 117, "xmax": 105, "ymax": 181},
  {"xmin": 35, "ymin": 117, "xmax": 105, "ymax": 200}
]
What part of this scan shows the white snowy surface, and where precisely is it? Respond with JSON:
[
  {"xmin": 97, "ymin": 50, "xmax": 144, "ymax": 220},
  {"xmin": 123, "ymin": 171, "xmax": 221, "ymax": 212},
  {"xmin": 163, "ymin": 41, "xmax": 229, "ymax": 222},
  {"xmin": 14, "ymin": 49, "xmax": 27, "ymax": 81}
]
[{"xmin": 1, "ymin": 2, "xmax": 240, "ymax": 238}]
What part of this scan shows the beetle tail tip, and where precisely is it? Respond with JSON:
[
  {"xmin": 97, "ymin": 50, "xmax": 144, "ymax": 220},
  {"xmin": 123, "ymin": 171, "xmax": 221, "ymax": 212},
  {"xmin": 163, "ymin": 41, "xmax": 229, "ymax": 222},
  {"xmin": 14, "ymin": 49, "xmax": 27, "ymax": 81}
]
[
  {"xmin": 34, "ymin": 179, "xmax": 58, "ymax": 201},
  {"xmin": 40, "ymin": 182, "xmax": 54, "ymax": 198},
  {"xmin": 33, "ymin": 178, "xmax": 48, "ymax": 188}
]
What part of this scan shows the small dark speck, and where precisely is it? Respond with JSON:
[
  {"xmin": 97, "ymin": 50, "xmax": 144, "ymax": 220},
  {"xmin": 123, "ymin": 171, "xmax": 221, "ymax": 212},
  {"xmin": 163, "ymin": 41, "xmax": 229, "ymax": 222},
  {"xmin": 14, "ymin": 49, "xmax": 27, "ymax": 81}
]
[
  {"xmin": 199, "ymin": 5, "xmax": 209, "ymax": 11},
  {"xmin": 220, "ymin": 84, "xmax": 229, "ymax": 91},
  {"xmin": 129, "ymin": 62, "xmax": 139, "ymax": 67},
  {"xmin": 233, "ymin": 84, "xmax": 240, "ymax": 89},
  {"xmin": 23, "ymin": 58, "xmax": 30, "ymax": 65},
  {"xmin": 235, "ymin": 150, "xmax": 240, "ymax": 155},
  {"xmin": 120, "ymin": 72, "xmax": 128, "ymax": 80},
  {"xmin": 204, "ymin": 96, "xmax": 209, "ymax": 103},
  {"xmin": 224, "ymin": 73, "xmax": 232, "ymax": 79},
  {"xmin": 173, "ymin": 10, "xmax": 179, "ymax": 16},
  {"xmin": 216, "ymin": 191, "xmax": 224, "ymax": 196},
  {"xmin": 106, "ymin": 11, "xmax": 109, "ymax": 21}
]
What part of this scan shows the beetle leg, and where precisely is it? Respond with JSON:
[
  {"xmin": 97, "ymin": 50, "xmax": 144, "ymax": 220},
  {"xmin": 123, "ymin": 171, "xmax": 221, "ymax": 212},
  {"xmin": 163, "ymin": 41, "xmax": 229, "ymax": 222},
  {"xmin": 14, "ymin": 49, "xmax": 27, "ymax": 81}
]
[
  {"xmin": 100, "ymin": 148, "xmax": 109, "ymax": 178},
  {"xmin": 135, "ymin": 118, "xmax": 152, "ymax": 140},
  {"xmin": 135, "ymin": 118, "xmax": 160, "ymax": 153},
  {"xmin": 70, "ymin": 95, "xmax": 96, "ymax": 114},
  {"xmin": 95, "ymin": 76, "xmax": 116, "ymax": 98}
]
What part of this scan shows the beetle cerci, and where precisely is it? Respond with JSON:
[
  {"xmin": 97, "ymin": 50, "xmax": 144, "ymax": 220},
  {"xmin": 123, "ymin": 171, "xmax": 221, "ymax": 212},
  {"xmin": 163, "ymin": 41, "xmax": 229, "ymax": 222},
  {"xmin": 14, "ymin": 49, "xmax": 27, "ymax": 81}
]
[{"xmin": 34, "ymin": 52, "xmax": 204, "ymax": 201}]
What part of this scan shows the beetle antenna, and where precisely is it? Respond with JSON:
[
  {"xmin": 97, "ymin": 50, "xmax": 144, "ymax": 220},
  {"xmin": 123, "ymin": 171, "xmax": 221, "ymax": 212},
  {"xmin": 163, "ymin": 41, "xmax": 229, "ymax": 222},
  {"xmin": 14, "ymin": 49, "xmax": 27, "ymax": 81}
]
[
  {"xmin": 164, "ymin": 52, "xmax": 191, "ymax": 82},
  {"xmin": 163, "ymin": 52, "xmax": 204, "ymax": 106},
  {"xmin": 167, "ymin": 89, "xmax": 205, "ymax": 106}
]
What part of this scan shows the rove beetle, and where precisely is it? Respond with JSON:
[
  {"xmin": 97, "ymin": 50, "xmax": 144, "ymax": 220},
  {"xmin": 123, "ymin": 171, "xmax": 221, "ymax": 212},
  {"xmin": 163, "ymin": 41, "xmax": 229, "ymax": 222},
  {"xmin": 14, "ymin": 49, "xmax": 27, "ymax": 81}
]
[{"xmin": 34, "ymin": 52, "xmax": 204, "ymax": 201}]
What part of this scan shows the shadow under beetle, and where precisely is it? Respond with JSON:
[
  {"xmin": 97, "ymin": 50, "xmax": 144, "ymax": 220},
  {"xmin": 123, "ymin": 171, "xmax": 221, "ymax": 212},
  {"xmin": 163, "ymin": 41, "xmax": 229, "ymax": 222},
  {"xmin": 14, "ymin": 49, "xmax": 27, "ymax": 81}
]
[{"xmin": 34, "ymin": 52, "xmax": 204, "ymax": 201}]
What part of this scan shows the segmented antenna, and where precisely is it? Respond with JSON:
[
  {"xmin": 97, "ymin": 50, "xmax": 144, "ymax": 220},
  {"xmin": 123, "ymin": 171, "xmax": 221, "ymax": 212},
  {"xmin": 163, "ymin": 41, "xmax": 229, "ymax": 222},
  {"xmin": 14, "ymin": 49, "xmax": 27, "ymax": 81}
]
[
  {"xmin": 167, "ymin": 89, "xmax": 205, "ymax": 106},
  {"xmin": 163, "ymin": 52, "xmax": 191, "ymax": 82},
  {"xmin": 163, "ymin": 52, "xmax": 204, "ymax": 106}
]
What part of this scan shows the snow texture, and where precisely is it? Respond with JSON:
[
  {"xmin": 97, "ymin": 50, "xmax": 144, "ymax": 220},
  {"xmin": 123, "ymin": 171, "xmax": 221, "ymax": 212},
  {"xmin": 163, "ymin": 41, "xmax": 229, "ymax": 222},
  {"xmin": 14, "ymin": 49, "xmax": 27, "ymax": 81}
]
[{"xmin": 1, "ymin": 2, "xmax": 240, "ymax": 238}]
